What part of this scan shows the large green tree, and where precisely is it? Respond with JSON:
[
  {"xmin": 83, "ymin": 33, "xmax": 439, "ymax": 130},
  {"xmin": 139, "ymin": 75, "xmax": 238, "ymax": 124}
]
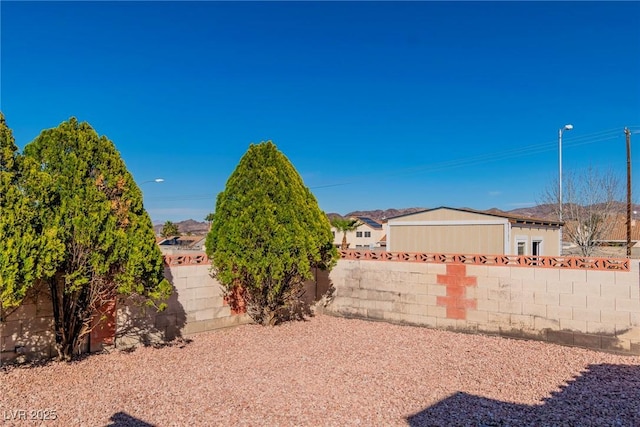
[
  {"xmin": 0, "ymin": 113, "xmax": 63, "ymax": 310},
  {"xmin": 23, "ymin": 118, "xmax": 171, "ymax": 360},
  {"xmin": 205, "ymin": 141, "xmax": 337, "ymax": 326}
]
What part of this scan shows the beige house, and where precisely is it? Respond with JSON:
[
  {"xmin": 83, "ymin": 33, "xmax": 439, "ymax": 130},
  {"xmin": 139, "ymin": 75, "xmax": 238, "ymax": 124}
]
[
  {"xmin": 331, "ymin": 216, "xmax": 386, "ymax": 249},
  {"xmin": 386, "ymin": 207, "xmax": 562, "ymax": 256}
]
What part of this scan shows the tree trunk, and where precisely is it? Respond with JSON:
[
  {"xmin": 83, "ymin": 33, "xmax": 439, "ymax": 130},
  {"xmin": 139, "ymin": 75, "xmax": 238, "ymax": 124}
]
[
  {"xmin": 50, "ymin": 274, "xmax": 92, "ymax": 361},
  {"xmin": 341, "ymin": 232, "xmax": 348, "ymax": 250}
]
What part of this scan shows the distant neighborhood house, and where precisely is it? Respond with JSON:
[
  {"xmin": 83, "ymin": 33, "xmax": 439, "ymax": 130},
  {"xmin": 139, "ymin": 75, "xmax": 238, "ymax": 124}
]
[
  {"xmin": 331, "ymin": 216, "xmax": 387, "ymax": 250},
  {"xmin": 156, "ymin": 235, "xmax": 207, "ymax": 253},
  {"xmin": 386, "ymin": 207, "xmax": 562, "ymax": 256}
]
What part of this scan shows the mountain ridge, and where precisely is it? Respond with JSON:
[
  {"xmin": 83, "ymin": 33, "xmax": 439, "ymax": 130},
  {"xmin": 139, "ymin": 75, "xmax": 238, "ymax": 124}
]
[{"xmin": 157, "ymin": 204, "xmax": 572, "ymax": 235}]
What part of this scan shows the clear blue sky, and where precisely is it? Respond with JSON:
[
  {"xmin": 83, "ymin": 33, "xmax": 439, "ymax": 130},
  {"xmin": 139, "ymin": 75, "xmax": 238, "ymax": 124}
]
[{"xmin": 2, "ymin": 1, "xmax": 639, "ymax": 223}]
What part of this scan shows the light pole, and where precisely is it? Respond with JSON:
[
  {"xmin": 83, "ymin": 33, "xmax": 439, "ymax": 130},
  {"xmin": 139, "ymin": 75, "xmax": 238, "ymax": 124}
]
[
  {"xmin": 626, "ymin": 127, "xmax": 632, "ymax": 257},
  {"xmin": 559, "ymin": 124, "xmax": 573, "ymax": 254}
]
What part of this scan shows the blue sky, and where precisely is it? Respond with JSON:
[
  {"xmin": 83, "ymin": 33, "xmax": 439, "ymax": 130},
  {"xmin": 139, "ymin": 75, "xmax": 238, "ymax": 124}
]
[{"xmin": 2, "ymin": 1, "xmax": 639, "ymax": 223}]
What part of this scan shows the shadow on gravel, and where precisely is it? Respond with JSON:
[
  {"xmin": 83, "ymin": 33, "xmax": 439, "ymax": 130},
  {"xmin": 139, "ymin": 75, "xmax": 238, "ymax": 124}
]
[
  {"xmin": 107, "ymin": 412, "xmax": 155, "ymax": 427},
  {"xmin": 407, "ymin": 364, "xmax": 640, "ymax": 426}
]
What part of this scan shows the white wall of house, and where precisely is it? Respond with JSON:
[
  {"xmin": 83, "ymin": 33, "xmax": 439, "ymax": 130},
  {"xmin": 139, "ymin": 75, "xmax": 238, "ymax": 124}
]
[{"xmin": 331, "ymin": 218, "xmax": 385, "ymax": 249}]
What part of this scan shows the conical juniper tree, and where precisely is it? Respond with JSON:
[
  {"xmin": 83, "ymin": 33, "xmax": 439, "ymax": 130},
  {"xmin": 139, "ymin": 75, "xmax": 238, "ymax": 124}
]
[
  {"xmin": 0, "ymin": 112, "xmax": 64, "ymax": 311},
  {"xmin": 23, "ymin": 118, "xmax": 171, "ymax": 360},
  {"xmin": 205, "ymin": 141, "xmax": 337, "ymax": 326}
]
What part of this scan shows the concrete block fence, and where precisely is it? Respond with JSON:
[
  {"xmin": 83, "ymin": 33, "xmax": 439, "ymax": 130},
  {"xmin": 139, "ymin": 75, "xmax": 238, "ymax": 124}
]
[
  {"xmin": 1, "ymin": 255, "xmax": 251, "ymax": 365},
  {"xmin": 0, "ymin": 284, "xmax": 56, "ymax": 363},
  {"xmin": 2, "ymin": 249, "xmax": 640, "ymax": 363},
  {"xmin": 325, "ymin": 250, "xmax": 640, "ymax": 355}
]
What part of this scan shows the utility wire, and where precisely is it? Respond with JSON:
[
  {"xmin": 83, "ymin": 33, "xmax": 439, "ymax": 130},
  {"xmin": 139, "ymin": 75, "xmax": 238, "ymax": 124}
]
[{"xmin": 144, "ymin": 127, "xmax": 638, "ymax": 202}]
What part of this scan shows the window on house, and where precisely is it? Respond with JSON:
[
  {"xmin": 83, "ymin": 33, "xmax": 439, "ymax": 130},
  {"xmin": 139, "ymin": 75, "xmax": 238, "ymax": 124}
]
[
  {"xmin": 515, "ymin": 236, "xmax": 528, "ymax": 256},
  {"xmin": 532, "ymin": 240, "xmax": 542, "ymax": 256},
  {"xmin": 356, "ymin": 231, "xmax": 363, "ymax": 237},
  {"xmin": 364, "ymin": 231, "xmax": 371, "ymax": 238},
  {"xmin": 332, "ymin": 231, "xmax": 335, "ymax": 237}
]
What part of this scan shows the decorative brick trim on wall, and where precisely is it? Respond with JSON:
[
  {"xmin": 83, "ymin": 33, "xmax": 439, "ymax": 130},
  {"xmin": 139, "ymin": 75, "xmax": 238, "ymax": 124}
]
[
  {"xmin": 163, "ymin": 250, "xmax": 631, "ymax": 271},
  {"xmin": 164, "ymin": 253, "xmax": 209, "ymax": 266},
  {"xmin": 436, "ymin": 264, "xmax": 477, "ymax": 320},
  {"xmin": 339, "ymin": 249, "xmax": 630, "ymax": 271}
]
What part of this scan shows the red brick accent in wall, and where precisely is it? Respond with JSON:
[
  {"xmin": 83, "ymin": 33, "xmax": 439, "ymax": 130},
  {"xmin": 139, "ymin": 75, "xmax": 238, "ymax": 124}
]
[
  {"xmin": 223, "ymin": 286, "xmax": 247, "ymax": 315},
  {"xmin": 436, "ymin": 264, "xmax": 477, "ymax": 320},
  {"xmin": 90, "ymin": 298, "xmax": 116, "ymax": 346}
]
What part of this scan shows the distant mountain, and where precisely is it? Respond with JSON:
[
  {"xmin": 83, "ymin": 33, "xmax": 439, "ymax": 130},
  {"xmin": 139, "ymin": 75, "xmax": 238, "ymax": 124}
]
[
  {"xmin": 341, "ymin": 205, "xmax": 559, "ymax": 222},
  {"xmin": 506, "ymin": 204, "xmax": 558, "ymax": 220},
  {"xmin": 153, "ymin": 219, "xmax": 209, "ymax": 236},
  {"xmin": 346, "ymin": 208, "xmax": 427, "ymax": 221},
  {"xmin": 157, "ymin": 202, "xmax": 638, "ymax": 235}
]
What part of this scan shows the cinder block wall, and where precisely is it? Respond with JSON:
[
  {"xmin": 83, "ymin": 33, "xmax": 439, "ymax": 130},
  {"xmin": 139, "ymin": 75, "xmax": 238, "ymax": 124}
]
[
  {"xmin": 115, "ymin": 264, "xmax": 251, "ymax": 349},
  {"xmin": 0, "ymin": 264, "xmax": 252, "ymax": 364},
  {"xmin": 326, "ymin": 259, "xmax": 640, "ymax": 354},
  {"xmin": 0, "ymin": 284, "xmax": 55, "ymax": 364}
]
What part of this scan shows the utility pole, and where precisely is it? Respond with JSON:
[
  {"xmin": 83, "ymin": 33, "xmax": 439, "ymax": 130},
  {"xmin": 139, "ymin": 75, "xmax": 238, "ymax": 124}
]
[{"xmin": 626, "ymin": 127, "xmax": 632, "ymax": 257}]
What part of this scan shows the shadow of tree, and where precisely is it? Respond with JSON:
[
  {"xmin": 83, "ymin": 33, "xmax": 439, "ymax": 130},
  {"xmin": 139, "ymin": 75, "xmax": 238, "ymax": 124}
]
[
  {"xmin": 115, "ymin": 267, "xmax": 187, "ymax": 350},
  {"xmin": 0, "ymin": 283, "xmax": 56, "ymax": 365},
  {"xmin": 407, "ymin": 364, "xmax": 640, "ymax": 426},
  {"xmin": 289, "ymin": 267, "xmax": 334, "ymax": 321},
  {"xmin": 106, "ymin": 412, "xmax": 155, "ymax": 427}
]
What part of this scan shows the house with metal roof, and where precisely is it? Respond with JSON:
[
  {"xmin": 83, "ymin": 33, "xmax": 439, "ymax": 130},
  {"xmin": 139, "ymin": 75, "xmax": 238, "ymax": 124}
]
[
  {"xmin": 386, "ymin": 207, "xmax": 562, "ymax": 256},
  {"xmin": 331, "ymin": 216, "xmax": 387, "ymax": 250},
  {"xmin": 157, "ymin": 235, "xmax": 207, "ymax": 254}
]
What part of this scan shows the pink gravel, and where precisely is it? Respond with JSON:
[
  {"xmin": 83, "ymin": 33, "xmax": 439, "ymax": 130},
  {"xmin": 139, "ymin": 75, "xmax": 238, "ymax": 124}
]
[{"xmin": 1, "ymin": 314, "xmax": 640, "ymax": 426}]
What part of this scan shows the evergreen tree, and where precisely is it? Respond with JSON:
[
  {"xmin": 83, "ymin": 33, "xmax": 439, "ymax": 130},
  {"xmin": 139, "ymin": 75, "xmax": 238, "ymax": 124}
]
[
  {"xmin": 205, "ymin": 141, "xmax": 337, "ymax": 325},
  {"xmin": 0, "ymin": 112, "xmax": 64, "ymax": 309},
  {"xmin": 23, "ymin": 118, "xmax": 171, "ymax": 360}
]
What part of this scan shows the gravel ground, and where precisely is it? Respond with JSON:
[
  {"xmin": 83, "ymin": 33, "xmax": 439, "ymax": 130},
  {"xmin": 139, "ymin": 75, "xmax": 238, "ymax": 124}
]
[{"xmin": 1, "ymin": 314, "xmax": 640, "ymax": 427}]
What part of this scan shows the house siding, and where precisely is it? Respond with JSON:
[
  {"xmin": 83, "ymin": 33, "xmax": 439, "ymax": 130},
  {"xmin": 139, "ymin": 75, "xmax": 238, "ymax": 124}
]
[
  {"xmin": 387, "ymin": 207, "xmax": 560, "ymax": 256},
  {"xmin": 390, "ymin": 223, "xmax": 505, "ymax": 254},
  {"xmin": 511, "ymin": 225, "xmax": 560, "ymax": 256}
]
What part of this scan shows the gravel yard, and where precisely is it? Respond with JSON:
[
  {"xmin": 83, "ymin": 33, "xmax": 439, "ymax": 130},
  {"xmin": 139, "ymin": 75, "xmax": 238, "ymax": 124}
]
[{"xmin": 2, "ymin": 314, "xmax": 640, "ymax": 426}]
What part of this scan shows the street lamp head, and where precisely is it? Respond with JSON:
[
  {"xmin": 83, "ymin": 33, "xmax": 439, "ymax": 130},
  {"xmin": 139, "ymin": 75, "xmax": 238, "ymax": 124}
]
[
  {"xmin": 141, "ymin": 178, "xmax": 165, "ymax": 184},
  {"xmin": 563, "ymin": 124, "xmax": 573, "ymax": 131}
]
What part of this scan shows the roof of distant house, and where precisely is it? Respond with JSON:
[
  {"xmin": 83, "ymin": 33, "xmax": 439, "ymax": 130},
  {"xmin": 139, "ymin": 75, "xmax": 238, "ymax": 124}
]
[
  {"xmin": 355, "ymin": 216, "xmax": 383, "ymax": 230},
  {"xmin": 565, "ymin": 214, "xmax": 640, "ymax": 242},
  {"xmin": 157, "ymin": 235, "xmax": 206, "ymax": 247},
  {"xmin": 387, "ymin": 206, "xmax": 562, "ymax": 227}
]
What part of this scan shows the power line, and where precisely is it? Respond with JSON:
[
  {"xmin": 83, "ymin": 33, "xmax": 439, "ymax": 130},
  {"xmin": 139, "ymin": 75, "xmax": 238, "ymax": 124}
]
[
  {"xmin": 312, "ymin": 128, "xmax": 630, "ymax": 185},
  {"xmin": 144, "ymin": 127, "xmax": 636, "ymax": 202}
]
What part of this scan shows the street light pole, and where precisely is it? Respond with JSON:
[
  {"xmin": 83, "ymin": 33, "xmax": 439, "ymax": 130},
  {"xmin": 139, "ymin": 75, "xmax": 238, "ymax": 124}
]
[
  {"xmin": 626, "ymin": 127, "xmax": 632, "ymax": 257},
  {"xmin": 558, "ymin": 124, "xmax": 573, "ymax": 254}
]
